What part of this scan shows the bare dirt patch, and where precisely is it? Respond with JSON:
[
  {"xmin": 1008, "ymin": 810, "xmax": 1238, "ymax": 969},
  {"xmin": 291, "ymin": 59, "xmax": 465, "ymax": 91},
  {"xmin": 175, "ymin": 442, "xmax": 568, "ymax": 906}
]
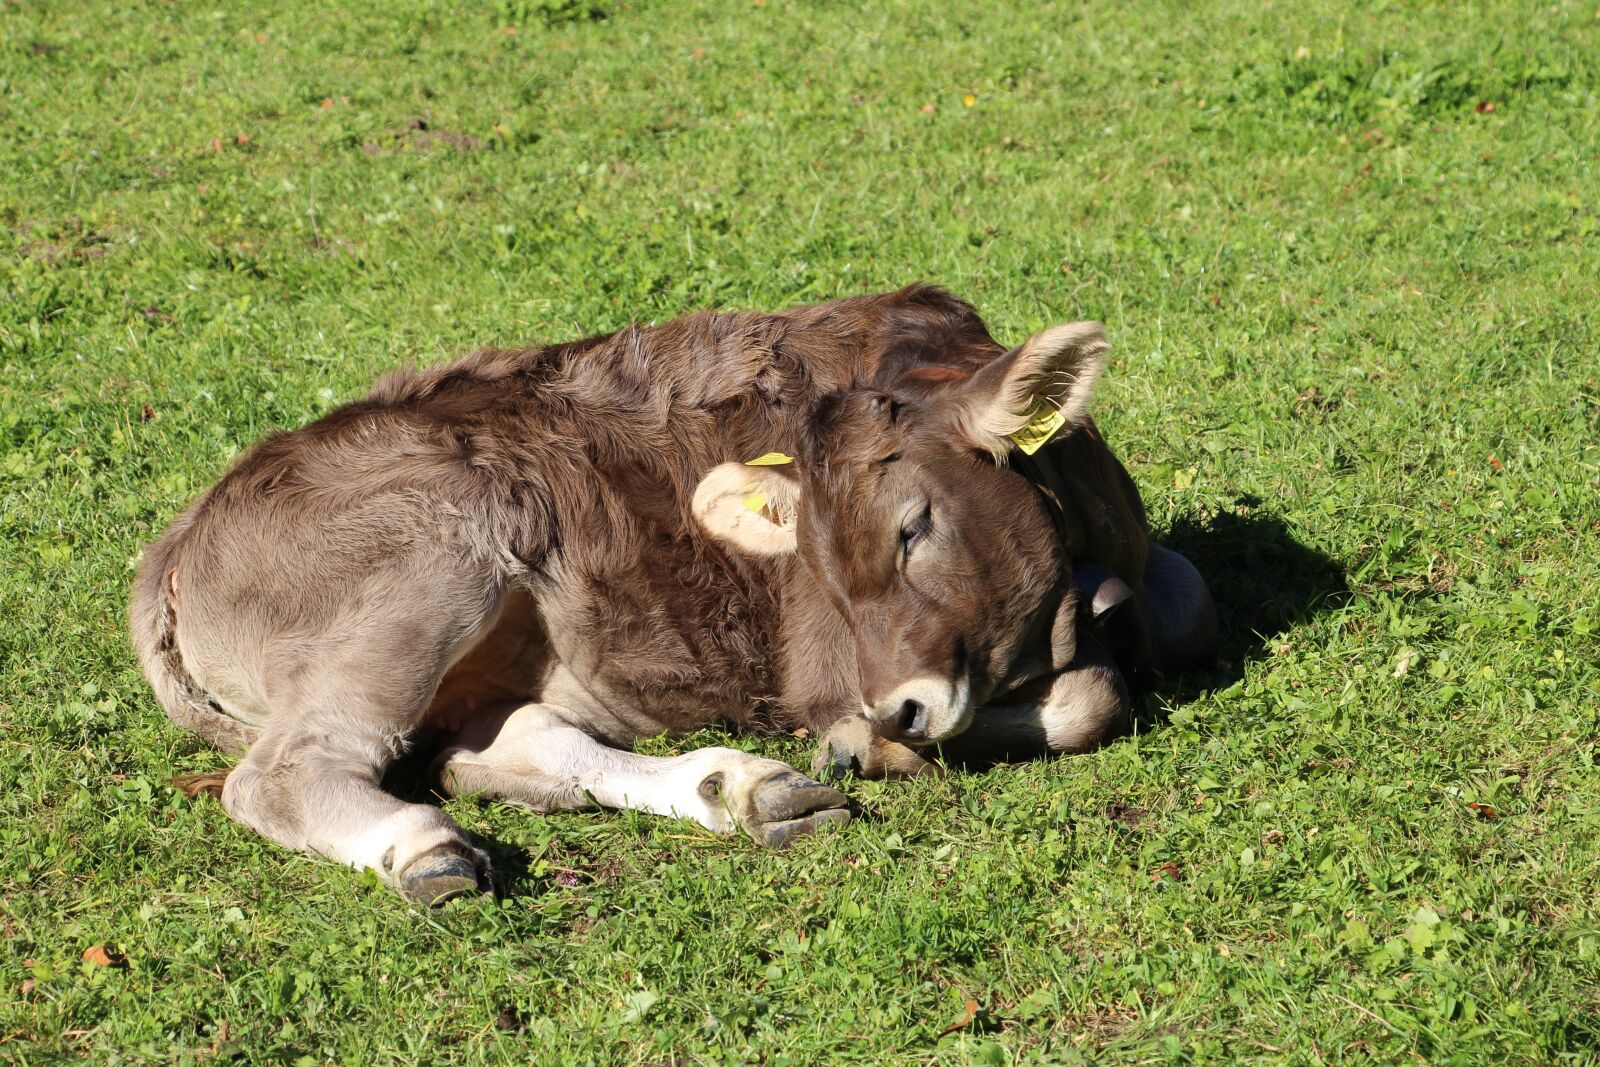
[{"xmin": 363, "ymin": 118, "xmax": 484, "ymax": 156}]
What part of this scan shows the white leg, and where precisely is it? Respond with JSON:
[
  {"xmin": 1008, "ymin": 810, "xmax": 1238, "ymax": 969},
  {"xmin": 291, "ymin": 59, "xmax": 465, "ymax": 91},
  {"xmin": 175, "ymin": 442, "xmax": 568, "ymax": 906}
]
[
  {"xmin": 435, "ymin": 704, "xmax": 854, "ymax": 847},
  {"xmin": 222, "ymin": 722, "xmax": 491, "ymax": 906}
]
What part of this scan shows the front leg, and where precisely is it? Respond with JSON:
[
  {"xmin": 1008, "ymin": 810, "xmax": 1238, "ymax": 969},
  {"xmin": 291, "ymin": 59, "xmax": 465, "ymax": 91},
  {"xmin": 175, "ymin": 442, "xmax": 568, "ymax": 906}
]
[
  {"xmin": 937, "ymin": 632, "xmax": 1129, "ymax": 767},
  {"xmin": 809, "ymin": 634, "xmax": 1128, "ymax": 777},
  {"xmin": 812, "ymin": 713, "xmax": 943, "ymax": 781},
  {"xmin": 436, "ymin": 704, "xmax": 854, "ymax": 847}
]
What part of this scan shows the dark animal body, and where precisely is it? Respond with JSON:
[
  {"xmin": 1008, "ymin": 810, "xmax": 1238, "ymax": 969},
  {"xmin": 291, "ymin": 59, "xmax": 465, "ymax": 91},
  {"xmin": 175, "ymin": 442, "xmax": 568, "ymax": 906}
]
[{"xmin": 131, "ymin": 286, "xmax": 1215, "ymax": 903}]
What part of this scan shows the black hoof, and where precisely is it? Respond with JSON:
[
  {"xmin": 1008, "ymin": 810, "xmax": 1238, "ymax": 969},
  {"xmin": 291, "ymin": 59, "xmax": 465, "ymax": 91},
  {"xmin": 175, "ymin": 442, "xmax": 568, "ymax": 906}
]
[
  {"xmin": 754, "ymin": 807, "xmax": 853, "ymax": 848},
  {"xmin": 744, "ymin": 771, "xmax": 854, "ymax": 848},
  {"xmin": 812, "ymin": 741, "xmax": 862, "ymax": 781},
  {"xmin": 398, "ymin": 845, "xmax": 492, "ymax": 907},
  {"xmin": 752, "ymin": 772, "xmax": 851, "ymax": 824}
]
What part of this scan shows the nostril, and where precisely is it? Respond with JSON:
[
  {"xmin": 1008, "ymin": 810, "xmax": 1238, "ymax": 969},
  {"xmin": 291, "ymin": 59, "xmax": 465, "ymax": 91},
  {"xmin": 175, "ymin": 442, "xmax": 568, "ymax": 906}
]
[{"xmin": 896, "ymin": 699, "xmax": 928, "ymax": 738}]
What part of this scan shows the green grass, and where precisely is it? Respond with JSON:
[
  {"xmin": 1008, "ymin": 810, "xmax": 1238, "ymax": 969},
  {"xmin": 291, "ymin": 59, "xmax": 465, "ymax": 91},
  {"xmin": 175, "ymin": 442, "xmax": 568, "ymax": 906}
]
[{"xmin": 3, "ymin": 0, "xmax": 1599, "ymax": 1061}]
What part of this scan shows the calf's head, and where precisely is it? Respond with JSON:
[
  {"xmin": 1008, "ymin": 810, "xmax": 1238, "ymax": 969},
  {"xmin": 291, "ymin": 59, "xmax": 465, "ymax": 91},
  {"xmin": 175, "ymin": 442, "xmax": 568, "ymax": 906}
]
[{"xmin": 694, "ymin": 322, "xmax": 1107, "ymax": 746}]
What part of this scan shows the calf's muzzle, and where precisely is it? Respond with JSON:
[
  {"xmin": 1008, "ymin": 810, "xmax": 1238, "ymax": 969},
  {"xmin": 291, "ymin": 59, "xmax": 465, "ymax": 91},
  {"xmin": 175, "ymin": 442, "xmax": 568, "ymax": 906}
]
[{"xmin": 862, "ymin": 673, "xmax": 973, "ymax": 746}]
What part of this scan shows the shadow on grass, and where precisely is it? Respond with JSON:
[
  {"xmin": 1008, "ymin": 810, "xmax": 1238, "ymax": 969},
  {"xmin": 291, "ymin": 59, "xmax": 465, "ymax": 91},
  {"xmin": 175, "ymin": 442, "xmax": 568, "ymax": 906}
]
[{"xmin": 1139, "ymin": 502, "xmax": 1348, "ymax": 721}]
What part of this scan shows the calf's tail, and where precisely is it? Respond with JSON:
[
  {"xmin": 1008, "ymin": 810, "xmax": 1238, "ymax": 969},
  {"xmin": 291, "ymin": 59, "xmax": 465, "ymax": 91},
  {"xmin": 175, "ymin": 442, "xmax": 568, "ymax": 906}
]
[{"xmin": 129, "ymin": 509, "xmax": 258, "ymax": 797}]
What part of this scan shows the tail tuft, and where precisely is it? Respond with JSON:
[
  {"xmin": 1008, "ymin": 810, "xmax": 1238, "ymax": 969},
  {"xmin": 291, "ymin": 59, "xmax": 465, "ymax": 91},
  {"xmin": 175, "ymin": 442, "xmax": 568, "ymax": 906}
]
[{"xmin": 172, "ymin": 770, "xmax": 230, "ymax": 798}]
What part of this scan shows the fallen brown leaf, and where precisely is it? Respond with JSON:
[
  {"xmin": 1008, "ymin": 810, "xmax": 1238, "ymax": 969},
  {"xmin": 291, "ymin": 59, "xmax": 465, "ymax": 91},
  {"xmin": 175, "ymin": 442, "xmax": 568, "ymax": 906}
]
[
  {"xmin": 82, "ymin": 944, "xmax": 126, "ymax": 968},
  {"xmin": 1466, "ymin": 801, "xmax": 1499, "ymax": 820},
  {"xmin": 1151, "ymin": 862, "xmax": 1183, "ymax": 883},
  {"xmin": 1487, "ymin": 453, "xmax": 1503, "ymax": 472}
]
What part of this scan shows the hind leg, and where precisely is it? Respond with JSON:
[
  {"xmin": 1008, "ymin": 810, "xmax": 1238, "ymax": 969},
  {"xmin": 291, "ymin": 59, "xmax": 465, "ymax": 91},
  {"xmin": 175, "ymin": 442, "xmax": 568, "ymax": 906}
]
[
  {"xmin": 224, "ymin": 718, "xmax": 492, "ymax": 905},
  {"xmin": 193, "ymin": 560, "xmax": 506, "ymax": 905},
  {"xmin": 435, "ymin": 704, "xmax": 854, "ymax": 847}
]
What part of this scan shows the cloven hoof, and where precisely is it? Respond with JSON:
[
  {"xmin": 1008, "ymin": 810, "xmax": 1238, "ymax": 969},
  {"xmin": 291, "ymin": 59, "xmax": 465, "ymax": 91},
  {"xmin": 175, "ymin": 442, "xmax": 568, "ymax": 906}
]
[
  {"xmin": 397, "ymin": 843, "xmax": 493, "ymax": 906},
  {"xmin": 741, "ymin": 770, "xmax": 854, "ymax": 848}
]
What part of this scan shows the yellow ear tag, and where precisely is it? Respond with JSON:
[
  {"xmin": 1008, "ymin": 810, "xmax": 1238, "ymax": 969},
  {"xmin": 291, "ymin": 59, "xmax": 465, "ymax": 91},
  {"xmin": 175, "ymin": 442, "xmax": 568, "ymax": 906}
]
[
  {"xmin": 741, "ymin": 452, "xmax": 789, "ymax": 511},
  {"xmin": 1009, "ymin": 402, "xmax": 1066, "ymax": 455}
]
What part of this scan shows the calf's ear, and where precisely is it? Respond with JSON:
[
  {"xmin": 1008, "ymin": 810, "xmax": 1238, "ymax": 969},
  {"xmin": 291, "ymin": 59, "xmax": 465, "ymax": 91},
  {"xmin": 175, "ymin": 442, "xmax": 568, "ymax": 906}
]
[
  {"xmin": 692, "ymin": 462, "xmax": 803, "ymax": 556},
  {"xmin": 945, "ymin": 321, "xmax": 1108, "ymax": 460}
]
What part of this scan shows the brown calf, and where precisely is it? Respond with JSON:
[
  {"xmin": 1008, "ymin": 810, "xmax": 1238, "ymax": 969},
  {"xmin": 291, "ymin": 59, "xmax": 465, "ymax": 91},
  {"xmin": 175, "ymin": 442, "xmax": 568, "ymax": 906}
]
[{"xmin": 131, "ymin": 286, "xmax": 1215, "ymax": 903}]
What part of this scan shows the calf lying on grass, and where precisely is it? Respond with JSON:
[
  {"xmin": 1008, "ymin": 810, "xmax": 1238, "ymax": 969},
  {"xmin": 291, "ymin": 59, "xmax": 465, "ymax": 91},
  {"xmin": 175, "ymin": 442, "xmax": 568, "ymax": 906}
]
[{"xmin": 131, "ymin": 286, "xmax": 1216, "ymax": 904}]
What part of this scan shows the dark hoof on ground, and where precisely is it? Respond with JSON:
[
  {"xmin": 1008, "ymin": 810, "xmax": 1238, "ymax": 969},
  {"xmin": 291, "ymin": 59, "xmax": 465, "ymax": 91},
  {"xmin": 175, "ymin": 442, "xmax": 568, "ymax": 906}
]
[
  {"xmin": 812, "ymin": 716, "xmax": 874, "ymax": 781},
  {"xmin": 755, "ymin": 806, "xmax": 853, "ymax": 848},
  {"xmin": 752, "ymin": 771, "xmax": 851, "ymax": 823},
  {"xmin": 745, "ymin": 771, "xmax": 853, "ymax": 848},
  {"xmin": 813, "ymin": 745, "xmax": 861, "ymax": 782},
  {"xmin": 812, "ymin": 725, "xmax": 942, "ymax": 781},
  {"xmin": 398, "ymin": 845, "xmax": 492, "ymax": 907}
]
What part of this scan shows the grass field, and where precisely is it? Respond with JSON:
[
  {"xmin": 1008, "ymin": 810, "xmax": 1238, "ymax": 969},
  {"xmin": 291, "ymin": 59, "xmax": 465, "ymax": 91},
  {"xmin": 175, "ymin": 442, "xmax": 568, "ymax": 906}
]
[{"xmin": 3, "ymin": 0, "xmax": 1599, "ymax": 1061}]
